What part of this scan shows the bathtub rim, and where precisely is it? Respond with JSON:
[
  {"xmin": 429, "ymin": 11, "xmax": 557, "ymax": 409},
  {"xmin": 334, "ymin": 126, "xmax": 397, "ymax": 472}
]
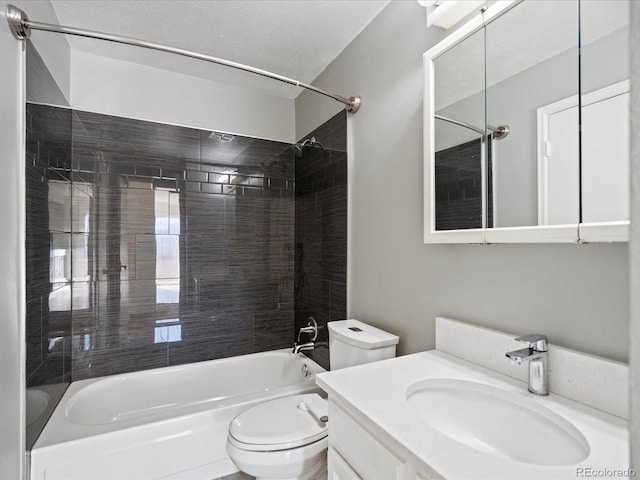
[{"xmin": 32, "ymin": 349, "xmax": 325, "ymax": 450}]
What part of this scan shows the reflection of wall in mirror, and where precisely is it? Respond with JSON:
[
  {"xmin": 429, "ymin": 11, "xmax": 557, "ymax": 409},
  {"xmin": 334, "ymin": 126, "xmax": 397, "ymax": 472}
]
[
  {"xmin": 539, "ymin": 82, "xmax": 629, "ymax": 225},
  {"xmin": 435, "ymin": 26, "xmax": 628, "ymax": 228}
]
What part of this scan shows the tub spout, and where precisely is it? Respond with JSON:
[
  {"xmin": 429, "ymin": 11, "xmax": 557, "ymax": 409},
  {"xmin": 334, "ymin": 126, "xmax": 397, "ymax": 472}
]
[
  {"xmin": 292, "ymin": 341, "xmax": 328, "ymax": 354},
  {"xmin": 293, "ymin": 342, "xmax": 315, "ymax": 354}
]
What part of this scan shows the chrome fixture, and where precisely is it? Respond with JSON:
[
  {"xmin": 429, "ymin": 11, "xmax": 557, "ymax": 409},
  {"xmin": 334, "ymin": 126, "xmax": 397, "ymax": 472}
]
[
  {"xmin": 291, "ymin": 137, "xmax": 327, "ymax": 157},
  {"xmin": 435, "ymin": 114, "xmax": 510, "ymax": 140},
  {"xmin": 505, "ymin": 334, "xmax": 549, "ymax": 396},
  {"xmin": 293, "ymin": 317, "xmax": 321, "ymax": 353},
  {"xmin": 293, "ymin": 342, "xmax": 316, "ymax": 354},
  {"xmin": 209, "ymin": 132, "xmax": 235, "ymax": 143},
  {"xmin": 293, "ymin": 341, "xmax": 328, "ymax": 355},
  {"xmin": 298, "ymin": 317, "xmax": 318, "ymax": 342},
  {"xmin": 5, "ymin": 4, "xmax": 361, "ymax": 114}
]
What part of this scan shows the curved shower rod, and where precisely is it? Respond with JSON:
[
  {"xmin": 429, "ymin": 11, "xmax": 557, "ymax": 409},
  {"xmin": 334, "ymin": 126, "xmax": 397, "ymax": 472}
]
[
  {"xmin": 435, "ymin": 114, "xmax": 510, "ymax": 140},
  {"xmin": 6, "ymin": 4, "xmax": 361, "ymax": 113}
]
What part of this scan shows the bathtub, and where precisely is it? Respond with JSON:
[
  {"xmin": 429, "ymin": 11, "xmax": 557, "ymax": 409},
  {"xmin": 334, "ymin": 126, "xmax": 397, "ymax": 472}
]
[{"xmin": 29, "ymin": 350, "xmax": 325, "ymax": 480}]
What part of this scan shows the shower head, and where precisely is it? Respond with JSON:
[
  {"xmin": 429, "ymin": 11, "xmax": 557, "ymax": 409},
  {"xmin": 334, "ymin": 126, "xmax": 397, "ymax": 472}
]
[
  {"xmin": 290, "ymin": 137, "xmax": 327, "ymax": 157},
  {"xmin": 291, "ymin": 143, "xmax": 304, "ymax": 157}
]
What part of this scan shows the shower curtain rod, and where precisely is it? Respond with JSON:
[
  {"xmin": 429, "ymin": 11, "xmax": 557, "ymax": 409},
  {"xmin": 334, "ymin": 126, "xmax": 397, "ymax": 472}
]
[
  {"xmin": 6, "ymin": 4, "xmax": 361, "ymax": 113},
  {"xmin": 435, "ymin": 114, "xmax": 510, "ymax": 140}
]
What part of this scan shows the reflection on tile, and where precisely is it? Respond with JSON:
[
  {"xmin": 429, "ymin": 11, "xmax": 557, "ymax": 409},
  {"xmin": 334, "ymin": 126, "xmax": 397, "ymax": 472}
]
[
  {"xmin": 69, "ymin": 109, "xmax": 295, "ymax": 380},
  {"xmin": 26, "ymin": 103, "xmax": 73, "ymax": 388},
  {"xmin": 434, "ymin": 138, "xmax": 490, "ymax": 230},
  {"xmin": 27, "ymin": 105, "xmax": 345, "ymax": 384}
]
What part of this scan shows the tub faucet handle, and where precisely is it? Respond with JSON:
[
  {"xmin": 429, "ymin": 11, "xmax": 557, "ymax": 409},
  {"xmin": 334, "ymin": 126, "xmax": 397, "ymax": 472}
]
[{"xmin": 297, "ymin": 316, "xmax": 318, "ymax": 342}]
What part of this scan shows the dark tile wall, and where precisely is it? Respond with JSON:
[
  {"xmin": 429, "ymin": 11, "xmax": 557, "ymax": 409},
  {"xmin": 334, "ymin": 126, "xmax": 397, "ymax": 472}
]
[
  {"xmin": 294, "ymin": 112, "xmax": 348, "ymax": 370},
  {"xmin": 434, "ymin": 138, "xmax": 493, "ymax": 230},
  {"xmin": 25, "ymin": 44, "xmax": 72, "ymax": 451},
  {"xmin": 25, "ymin": 103, "xmax": 73, "ymax": 388},
  {"xmin": 27, "ymin": 106, "xmax": 347, "ymax": 381},
  {"xmin": 68, "ymin": 111, "xmax": 295, "ymax": 380}
]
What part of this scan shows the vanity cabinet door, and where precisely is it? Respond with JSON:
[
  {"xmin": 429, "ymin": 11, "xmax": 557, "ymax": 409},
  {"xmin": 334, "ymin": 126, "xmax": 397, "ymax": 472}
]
[
  {"xmin": 329, "ymin": 404, "xmax": 408, "ymax": 479},
  {"xmin": 328, "ymin": 447, "xmax": 363, "ymax": 480}
]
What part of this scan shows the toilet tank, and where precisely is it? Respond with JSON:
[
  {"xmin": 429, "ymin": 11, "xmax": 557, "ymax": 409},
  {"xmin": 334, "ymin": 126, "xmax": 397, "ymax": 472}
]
[{"xmin": 328, "ymin": 319, "xmax": 399, "ymax": 370}]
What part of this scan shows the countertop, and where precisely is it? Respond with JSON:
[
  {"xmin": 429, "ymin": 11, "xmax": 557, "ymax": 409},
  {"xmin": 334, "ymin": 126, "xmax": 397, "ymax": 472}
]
[{"xmin": 316, "ymin": 350, "xmax": 629, "ymax": 479}]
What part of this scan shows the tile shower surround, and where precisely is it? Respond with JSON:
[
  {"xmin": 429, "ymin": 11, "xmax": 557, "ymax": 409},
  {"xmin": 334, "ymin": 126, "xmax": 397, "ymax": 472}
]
[
  {"xmin": 295, "ymin": 112, "xmax": 348, "ymax": 370},
  {"xmin": 434, "ymin": 138, "xmax": 493, "ymax": 230},
  {"xmin": 26, "ymin": 105, "xmax": 347, "ymax": 383},
  {"xmin": 26, "ymin": 104, "xmax": 73, "ymax": 387}
]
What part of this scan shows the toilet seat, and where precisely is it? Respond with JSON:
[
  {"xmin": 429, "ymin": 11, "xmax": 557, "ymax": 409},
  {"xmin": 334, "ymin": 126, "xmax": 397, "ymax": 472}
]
[{"xmin": 228, "ymin": 394, "xmax": 328, "ymax": 452}]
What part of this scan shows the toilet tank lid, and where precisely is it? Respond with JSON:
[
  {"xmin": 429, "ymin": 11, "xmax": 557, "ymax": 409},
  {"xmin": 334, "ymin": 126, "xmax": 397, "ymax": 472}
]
[{"xmin": 328, "ymin": 319, "xmax": 399, "ymax": 349}]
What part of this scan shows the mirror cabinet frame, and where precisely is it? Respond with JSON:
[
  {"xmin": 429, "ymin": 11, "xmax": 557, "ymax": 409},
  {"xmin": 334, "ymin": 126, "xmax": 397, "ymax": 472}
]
[{"xmin": 423, "ymin": 0, "xmax": 630, "ymax": 244}]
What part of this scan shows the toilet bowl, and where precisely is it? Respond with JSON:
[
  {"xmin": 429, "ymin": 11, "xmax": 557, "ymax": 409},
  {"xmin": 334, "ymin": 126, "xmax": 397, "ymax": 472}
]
[
  {"xmin": 227, "ymin": 319, "xmax": 399, "ymax": 479},
  {"xmin": 226, "ymin": 394, "xmax": 328, "ymax": 480}
]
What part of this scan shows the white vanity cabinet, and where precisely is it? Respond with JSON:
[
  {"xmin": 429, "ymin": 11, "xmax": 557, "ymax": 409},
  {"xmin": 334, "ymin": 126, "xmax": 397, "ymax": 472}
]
[{"xmin": 326, "ymin": 400, "xmax": 438, "ymax": 480}]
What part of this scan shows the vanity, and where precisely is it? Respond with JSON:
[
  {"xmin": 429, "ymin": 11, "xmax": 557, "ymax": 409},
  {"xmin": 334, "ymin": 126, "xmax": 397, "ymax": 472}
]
[{"xmin": 316, "ymin": 318, "xmax": 629, "ymax": 479}]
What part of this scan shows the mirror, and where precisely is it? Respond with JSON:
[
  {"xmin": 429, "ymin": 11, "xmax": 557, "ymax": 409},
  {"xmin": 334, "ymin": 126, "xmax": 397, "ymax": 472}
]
[
  {"xmin": 579, "ymin": 0, "xmax": 630, "ymax": 229},
  {"xmin": 424, "ymin": 0, "xmax": 630, "ymax": 243},
  {"xmin": 433, "ymin": 27, "xmax": 486, "ymax": 231}
]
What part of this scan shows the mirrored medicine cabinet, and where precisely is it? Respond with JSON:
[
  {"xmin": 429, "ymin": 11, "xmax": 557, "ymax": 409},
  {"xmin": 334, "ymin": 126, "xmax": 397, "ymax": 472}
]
[{"xmin": 423, "ymin": 0, "xmax": 630, "ymax": 243}]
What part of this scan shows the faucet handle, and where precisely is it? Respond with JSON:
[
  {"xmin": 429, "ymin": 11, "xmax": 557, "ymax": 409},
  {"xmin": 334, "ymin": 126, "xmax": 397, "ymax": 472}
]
[
  {"xmin": 515, "ymin": 334, "xmax": 548, "ymax": 352},
  {"xmin": 297, "ymin": 317, "xmax": 318, "ymax": 342}
]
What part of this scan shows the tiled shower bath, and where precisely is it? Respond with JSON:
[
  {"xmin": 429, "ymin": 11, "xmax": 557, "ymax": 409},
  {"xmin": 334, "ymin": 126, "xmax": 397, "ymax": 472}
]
[
  {"xmin": 434, "ymin": 138, "xmax": 493, "ymax": 230},
  {"xmin": 25, "ymin": 104, "xmax": 347, "ymax": 440},
  {"xmin": 294, "ymin": 113, "xmax": 348, "ymax": 369}
]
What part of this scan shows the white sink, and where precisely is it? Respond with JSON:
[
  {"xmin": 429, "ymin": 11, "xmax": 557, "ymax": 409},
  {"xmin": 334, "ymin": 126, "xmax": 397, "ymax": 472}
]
[{"xmin": 406, "ymin": 379, "xmax": 590, "ymax": 466}]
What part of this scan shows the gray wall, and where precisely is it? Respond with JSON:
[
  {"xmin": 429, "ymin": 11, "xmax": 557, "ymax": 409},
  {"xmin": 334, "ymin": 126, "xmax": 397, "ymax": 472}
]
[
  {"xmin": 295, "ymin": 1, "xmax": 629, "ymax": 363},
  {"xmin": 629, "ymin": 1, "xmax": 639, "ymax": 469},
  {"xmin": 70, "ymin": 51, "xmax": 295, "ymax": 143}
]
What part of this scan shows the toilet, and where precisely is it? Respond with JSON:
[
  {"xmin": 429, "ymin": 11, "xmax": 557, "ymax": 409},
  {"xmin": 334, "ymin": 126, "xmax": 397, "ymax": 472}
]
[{"xmin": 226, "ymin": 319, "xmax": 399, "ymax": 480}]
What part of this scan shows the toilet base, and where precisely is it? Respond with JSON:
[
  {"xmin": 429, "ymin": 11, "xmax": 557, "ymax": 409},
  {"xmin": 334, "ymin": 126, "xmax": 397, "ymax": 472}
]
[
  {"xmin": 226, "ymin": 436, "xmax": 327, "ymax": 480},
  {"xmin": 255, "ymin": 453, "xmax": 326, "ymax": 480}
]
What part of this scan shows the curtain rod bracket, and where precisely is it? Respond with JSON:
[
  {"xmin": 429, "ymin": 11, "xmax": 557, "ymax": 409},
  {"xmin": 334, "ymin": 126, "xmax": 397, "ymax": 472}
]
[
  {"xmin": 344, "ymin": 96, "xmax": 361, "ymax": 113},
  {"xmin": 7, "ymin": 5, "xmax": 31, "ymax": 40},
  {"xmin": 6, "ymin": 4, "xmax": 361, "ymax": 114}
]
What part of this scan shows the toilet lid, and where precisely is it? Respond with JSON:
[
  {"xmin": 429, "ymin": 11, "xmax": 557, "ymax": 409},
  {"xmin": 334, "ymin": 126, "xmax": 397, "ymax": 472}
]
[{"xmin": 229, "ymin": 394, "xmax": 328, "ymax": 451}]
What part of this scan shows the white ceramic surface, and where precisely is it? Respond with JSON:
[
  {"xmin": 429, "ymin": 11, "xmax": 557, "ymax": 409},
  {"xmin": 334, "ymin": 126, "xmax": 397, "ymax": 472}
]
[
  {"xmin": 65, "ymin": 350, "xmax": 319, "ymax": 426},
  {"xmin": 229, "ymin": 394, "xmax": 327, "ymax": 450},
  {"xmin": 435, "ymin": 317, "xmax": 629, "ymax": 419},
  {"xmin": 26, "ymin": 389, "xmax": 50, "ymax": 427},
  {"xmin": 226, "ymin": 437, "xmax": 328, "ymax": 480},
  {"xmin": 317, "ymin": 350, "xmax": 628, "ymax": 479},
  {"xmin": 406, "ymin": 378, "xmax": 589, "ymax": 465},
  {"xmin": 329, "ymin": 319, "xmax": 399, "ymax": 370},
  {"xmin": 30, "ymin": 350, "xmax": 325, "ymax": 480}
]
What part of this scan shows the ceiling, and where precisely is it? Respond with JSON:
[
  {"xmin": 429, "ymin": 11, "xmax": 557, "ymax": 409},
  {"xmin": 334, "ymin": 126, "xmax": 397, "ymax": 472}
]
[{"xmin": 49, "ymin": 0, "xmax": 389, "ymax": 99}]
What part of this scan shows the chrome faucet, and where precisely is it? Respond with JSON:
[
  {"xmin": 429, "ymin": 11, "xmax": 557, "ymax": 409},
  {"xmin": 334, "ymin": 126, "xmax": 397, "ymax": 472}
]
[
  {"xmin": 293, "ymin": 317, "xmax": 318, "ymax": 353},
  {"xmin": 297, "ymin": 316, "xmax": 318, "ymax": 342},
  {"xmin": 293, "ymin": 341, "xmax": 328, "ymax": 354},
  {"xmin": 293, "ymin": 342, "xmax": 316, "ymax": 354},
  {"xmin": 505, "ymin": 334, "xmax": 549, "ymax": 396}
]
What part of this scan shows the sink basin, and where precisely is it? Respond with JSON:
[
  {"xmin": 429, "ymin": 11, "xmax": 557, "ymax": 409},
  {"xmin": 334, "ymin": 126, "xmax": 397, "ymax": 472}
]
[{"xmin": 406, "ymin": 379, "xmax": 589, "ymax": 465}]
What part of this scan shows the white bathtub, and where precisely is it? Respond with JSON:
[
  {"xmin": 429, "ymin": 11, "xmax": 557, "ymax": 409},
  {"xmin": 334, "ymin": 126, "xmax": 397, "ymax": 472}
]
[{"xmin": 30, "ymin": 350, "xmax": 325, "ymax": 480}]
